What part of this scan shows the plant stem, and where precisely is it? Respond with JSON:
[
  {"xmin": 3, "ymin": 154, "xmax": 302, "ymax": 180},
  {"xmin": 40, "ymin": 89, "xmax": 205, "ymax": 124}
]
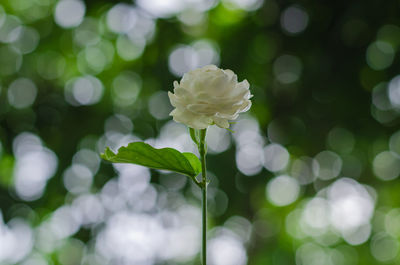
[{"xmin": 199, "ymin": 129, "xmax": 207, "ymax": 265}]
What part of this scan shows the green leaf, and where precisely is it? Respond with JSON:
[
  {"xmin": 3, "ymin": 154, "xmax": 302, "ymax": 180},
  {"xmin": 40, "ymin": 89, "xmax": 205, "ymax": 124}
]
[
  {"xmin": 182, "ymin": 152, "xmax": 202, "ymax": 175},
  {"xmin": 189, "ymin": 127, "xmax": 199, "ymax": 145},
  {"xmin": 101, "ymin": 142, "xmax": 201, "ymax": 179}
]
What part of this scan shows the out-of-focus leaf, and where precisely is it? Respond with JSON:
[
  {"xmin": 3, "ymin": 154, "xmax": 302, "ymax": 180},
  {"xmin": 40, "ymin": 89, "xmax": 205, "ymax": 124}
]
[{"xmin": 0, "ymin": 155, "xmax": 14, "ymax": 188}]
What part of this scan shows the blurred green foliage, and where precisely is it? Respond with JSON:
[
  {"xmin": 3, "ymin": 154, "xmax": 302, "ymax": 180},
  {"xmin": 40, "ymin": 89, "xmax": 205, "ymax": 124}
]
[{"xmin": 1, "ymin": 0, "xmax": 400, "ymax": 264}]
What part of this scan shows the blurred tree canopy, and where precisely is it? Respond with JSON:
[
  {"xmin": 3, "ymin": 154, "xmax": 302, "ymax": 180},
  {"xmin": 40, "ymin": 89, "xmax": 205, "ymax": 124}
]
[{"xmin": 1, "ymin": 0, "xmax": 400, "ymax": 264}]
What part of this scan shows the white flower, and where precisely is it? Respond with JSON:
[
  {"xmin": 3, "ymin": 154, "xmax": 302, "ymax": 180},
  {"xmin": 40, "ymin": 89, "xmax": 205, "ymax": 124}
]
[{"xmin": 168, "ymin": 65, "xmax": 252, "ymax": 129}]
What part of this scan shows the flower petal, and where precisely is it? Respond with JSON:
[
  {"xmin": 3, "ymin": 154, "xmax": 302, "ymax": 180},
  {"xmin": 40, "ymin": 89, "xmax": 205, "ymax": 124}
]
[
  {"xmin": 168, "ymin": 65, "xmax": 252, "ymax": 129},
  {"xmin": 213, "ymin": 117, "xmax": 230, "ymax": 128}
]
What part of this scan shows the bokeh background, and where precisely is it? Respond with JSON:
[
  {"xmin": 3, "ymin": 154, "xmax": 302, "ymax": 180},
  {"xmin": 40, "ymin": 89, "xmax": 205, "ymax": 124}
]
[{"xmin": 1, "ymin": 0, "xmax": 400, "ymax": 264}]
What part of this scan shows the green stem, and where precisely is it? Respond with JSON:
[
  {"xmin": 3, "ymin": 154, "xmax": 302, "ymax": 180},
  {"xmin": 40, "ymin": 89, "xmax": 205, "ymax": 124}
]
[{"xmin": 199, "ymin": 128, "xmax": 207, "ymax": 265}]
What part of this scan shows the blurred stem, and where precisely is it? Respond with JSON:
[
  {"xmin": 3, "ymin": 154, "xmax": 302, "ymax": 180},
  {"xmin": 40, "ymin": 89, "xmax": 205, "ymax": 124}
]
[{"xmin": 199, "ymin": 128, "xmax": 207, "ymax": 265}]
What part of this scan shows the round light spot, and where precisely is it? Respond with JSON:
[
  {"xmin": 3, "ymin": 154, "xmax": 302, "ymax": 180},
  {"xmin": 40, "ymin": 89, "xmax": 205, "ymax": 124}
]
[
  {"xmin": 208, "ymin": 232, "xmax": 247, "ymax": 265},
  {"xmin": 291, "ymin": 157, "xmax": 318, "ymax": 185},
  {"xmin": 0, "ymin": 15, "xmax": 22, "ymax": 43},
  {"xmin": 377, "ymin": 24, "xmax": 400, "ymax": 47},
  {"xmin": 388, "ymin": 75, "xmax": 400, "ymax": 108},
  {"xmin": 370, "ymin": 232, "xmax": 399, "ymax": 262},
  {"xmin": 159, "ymin": 173, "xmax": 187, "ymax": 191},
  {"xmin": 111, "ymin": 71, "xmax": 141, "ymax": 107},
  {"xmin": 366, "ymin": 41, "xmax": 394, "ymax": 70},
  {"xmin": 236, "ymin": 145, "xmax": 263, "ymax": 176},
  {"xmin": 223, "ymin": 0, "xmax": 263, "ymax": 11},
  {"xmin": 178, "ymin": 10, "xmax": 205, "ymax": 26},
  {"xmin": 136, "ymin": 0, "xmax": 185, "ymax": 18},
  {"xmin": 73, "ymin": 18, "xmax": 101, "ymax": 47},
  {"xmin": 14, "ymin": 145, "xmax": 58, "ymax": 201},
  {"xmin": 49, "ymin": 206, "xmax": 81, "ymax": 240},
  {"xmin": 273, "ymin": 54, "xmax": 302, "ymax": 84},
  {"xmin": 373, "ymin": 151, "xmax": 400, "ymax": 181},
  {"xmin": 281, "ymin": 5, "xmax": 309, "ymax": 35},
  {"xmin": 0, "ymin": 46, "xmax": 22, "ymax": 76},
  {"xmin": 65, "ymin": 75, "xmax": 104, "ymax": 106},
  {"xmin": 286, "ymin": 209, "xmax": 305, "ymax": 239},
  {"xmin": 168, "ymin": 41, "xmax": 220, "ymax": 77},
  {"xmin": 96, "ymin": 212, "xmax": 164, "ymax": 264},
  {"xmin": 192, "ymin": 40, "xmax": 220, "ymax": 71},
  {"xmin": 168, "ymin": 45, "xmax": 197, "ymax": 77},
  {"xmin": 72, "ymin": 149, "xmax": 101, "ymax": 174},
  {"xmin": 266, "ymin": 175, "xmax": 300, "ymax": 206},
  {"xmin": 85, "ymin": 46, "xmax": 107, "ymax": 72},
  {"xmin": 342, "ymin": 224, "xmax": 371, "ymax": 245},
  {"xmin": 57, "ymin": 238, "xmax": 85, "ymax": 265},
  {"xmin": 314, "ymin": 150, "xmax": 342, "ymax": 180},
  {"xmin": 106, "ymin": 4, "xmax": 137, "ymax": 34},
  {"xmin": 54, "ymin": 0, "xmax": 86, "ymax": 28},
  {"xmin": 77, "ymin": 41, "xmax": 113, "ymax": 75},
  {"xmin": 104, "ymin": 114, "xmax": 133, "ymax": 135},
  {"xmin": 116, "ymin": 35, "xmax": 145, "ymax": 61},
  {"xmin": 262, "ymin": 143, "xmax": 290, "ymax": 172},
  {"xmin": 12, "ymin": 132, "xmax": 42, "ymax": 156},
  {"xmin": 389, "ymin": 130, "xmax": 400, "ymax": 155},
  {"xmin": 12, "ymin": 26, "xmax": 40, "ymax": 54},
  {"xmin": 302, "ymin": 198, "xmax": 330, "ymax": 233},
  {"xmin": 206, "ymin": 126, "xmax": 231, "ymax": 154},
  {"xmin": 296, "ymin": 242, "xmax": 328, "ymax": 265},
  {"xmin": 63, "ymin": 164, "xmax": 93, "ymax": 194},
  {"xmin": 78, "ymin": 39, "xmax": 114, "ymax": 74},
  {"xmin": 327, "ymin": 127, "xmax": 355, "ymax": 154},
  {"xmin": 328, "ymin": 178, "xmax": 375, "ymax": 232},
  {"xmin": 371, "ymin": 105, "xmax": 397, "ymax": 124},
  {"xmin": 73, "ymin": 194, "xmax": 104, "ymax": 225},
  {"xmin": 0, "ymin": 219, "xmax": 34, "ymax": 263},
  {"xmin": 385, "ymin": 208, "xmax": 400, "ymax": 237},
  {"xmin": 0, "ymin": 5, "xmax": 5, "ymax": 27},
  {"xmin": 148, "ymin": 91, "xmax": 173, "ymax": 120},
  {"xmin": 372, "ymin": 82, "xmax": 391, "ymax": 111},
  {"xmin": 127, "ymin": 12, "xmax": 156, "ymax": 42},
  {"xmin": 7, "ymin": 78, "xmax": 37, "ymax": 109},
  {"xmin": 20, "ymin": 254, "xmax": 48, "ymax": 265}
]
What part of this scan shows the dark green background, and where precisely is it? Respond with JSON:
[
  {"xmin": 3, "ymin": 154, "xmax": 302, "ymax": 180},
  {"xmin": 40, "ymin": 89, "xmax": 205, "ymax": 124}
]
[{"xmin": 0, "ymin": 0, "xmax": 400, "ymax": 264}]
